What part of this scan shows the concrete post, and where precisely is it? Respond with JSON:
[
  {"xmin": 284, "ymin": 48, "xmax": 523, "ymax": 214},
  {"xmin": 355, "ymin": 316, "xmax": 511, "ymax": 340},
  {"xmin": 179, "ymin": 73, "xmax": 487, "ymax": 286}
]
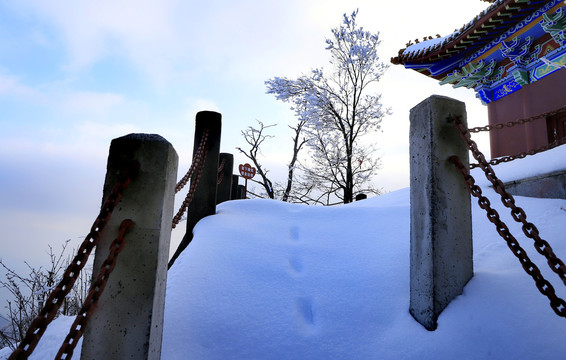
[
  {"xmin": 81, "ymin": 134, "xmax": 178, "ymax": 360},
  {"xmin": 231, "ymin": 175, "xmax": 240, "ymax": 200},
  {"xmin": 168, "ymin": 111, "xmax": 221, "ymax": 268},
  {"xmin": 217, "ymin": 153, "xmax": 234, "ymax": 204},
  {"xmin": 409, "ymin": 95, "xmax": 473, "ymax": 331}
]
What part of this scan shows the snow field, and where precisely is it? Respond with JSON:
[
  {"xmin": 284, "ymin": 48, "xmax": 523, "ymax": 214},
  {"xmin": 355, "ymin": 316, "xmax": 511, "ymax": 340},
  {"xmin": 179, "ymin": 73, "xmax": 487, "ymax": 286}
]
[{"xmin": 2, "ymin": 146, "xmax": 566, "ymax": 359}]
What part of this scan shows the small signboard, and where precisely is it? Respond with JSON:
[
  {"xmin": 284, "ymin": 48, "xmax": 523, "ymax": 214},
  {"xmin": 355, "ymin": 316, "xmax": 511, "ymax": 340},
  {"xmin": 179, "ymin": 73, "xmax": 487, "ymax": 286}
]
[
  {"xmin": 239, "ymin": 163, "xmax": 256, "ymax": 179},
  {"xmin": 238, "ymin": 163, "xmax": 256, "ymax": 198}
]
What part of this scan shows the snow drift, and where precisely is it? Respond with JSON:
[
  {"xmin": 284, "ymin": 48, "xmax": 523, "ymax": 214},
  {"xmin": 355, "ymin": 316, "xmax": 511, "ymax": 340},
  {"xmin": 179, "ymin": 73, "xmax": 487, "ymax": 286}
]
[{"xmin": 1, "ymin": 146, "xmax": 566, "ymax": 360}]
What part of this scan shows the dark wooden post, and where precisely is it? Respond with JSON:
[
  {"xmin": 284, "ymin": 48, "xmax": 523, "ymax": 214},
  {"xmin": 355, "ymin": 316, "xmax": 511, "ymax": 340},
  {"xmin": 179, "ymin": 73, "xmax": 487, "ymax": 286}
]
[
  {"xmin": 216, "ymin": 153, "xmax": 234, "ymax": 204},
  {"xmin": 231, "ymin": 175, "xmax": 240, "ymax": 200},
  {"xmin": 168, "ymin": 111, "xmax": 221, "ymax": 268},
  {"xmin": 237, "ymin": 185, "xmax": 246, "ymax": 199}
]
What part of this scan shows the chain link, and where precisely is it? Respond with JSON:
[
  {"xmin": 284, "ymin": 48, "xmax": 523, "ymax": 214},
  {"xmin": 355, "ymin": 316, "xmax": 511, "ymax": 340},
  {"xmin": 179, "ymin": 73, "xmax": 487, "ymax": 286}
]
[
  {"xmin": 450, "ymin": 155, "xmax": 566, "ymax": 317},
  {"xmin": 468, "ymin": 105, "xmax": 566, "ymax": 133},
  {"xmin": 217, "ymin": 157, "xmax": 226, "ymax": 185},
  {"xmin": 449, "ymin": 115, "xmax": 566, "ymax": 317},
  {"xmin": 451, "ymin": 116, "xmax": 566, "ymax": 286},
  {"xmin": 55, "ymin": 219, "xmax": 134, "ymax": 360},
  {"xmin": 218, "ymin": 157, "xmax": 225, "ymax": 174},
  {"xmin": 8, "ymin": 162, "xmax": 139, "ymax": 360},
  {"xmin": 469, "ymin": 138, "xmax": 566, "ymax": 169},
  {"xmin": 172, "ymin": 138, "xmax": 209, "ymax": 228},
  {"xmin": 175, "ymin": 129, "xmax": 209, "ymax": 194}
]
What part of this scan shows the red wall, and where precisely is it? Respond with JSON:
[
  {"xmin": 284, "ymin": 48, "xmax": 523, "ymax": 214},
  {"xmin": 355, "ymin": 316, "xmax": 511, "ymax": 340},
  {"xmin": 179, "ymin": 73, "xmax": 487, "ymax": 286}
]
[{"xmin": 487, "ymin": 68, "xmax": 566, "ymax": 158}]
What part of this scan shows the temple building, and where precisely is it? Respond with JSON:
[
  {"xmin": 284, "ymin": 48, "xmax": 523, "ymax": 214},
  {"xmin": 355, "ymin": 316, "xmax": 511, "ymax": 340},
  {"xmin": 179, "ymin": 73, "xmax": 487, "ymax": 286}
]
[{"xmin": 392, "ymin": 0, "xmax": 566, "ymax": 159}]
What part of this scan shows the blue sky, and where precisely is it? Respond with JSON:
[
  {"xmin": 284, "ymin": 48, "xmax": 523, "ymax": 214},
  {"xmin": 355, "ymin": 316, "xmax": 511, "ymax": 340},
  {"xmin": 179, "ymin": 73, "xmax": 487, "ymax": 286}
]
[{"xmin": 0, "ymin": 0, "xmax": 492, "ymax": 309}]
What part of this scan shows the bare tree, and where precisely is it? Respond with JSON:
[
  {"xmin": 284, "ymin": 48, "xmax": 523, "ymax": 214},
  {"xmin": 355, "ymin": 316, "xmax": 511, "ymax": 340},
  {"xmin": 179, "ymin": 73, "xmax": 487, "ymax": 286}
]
[
  {"xmin": 266, "ymin": 9, "xmax": 389, "ymax": 203},
  {"xmin": 279, "ymin": 119, "xmax": 308, "ymax": 202},
  {"xmin": 237, "ymin": 118, "xmax": 308, "ymax": 202},
  {"xmin": 0, "ymin": 241, "xmax": 91, "ymax": 350},
  {"xmin": 236, "ymin": 120, "xmax": 277, "ymax": 199}
]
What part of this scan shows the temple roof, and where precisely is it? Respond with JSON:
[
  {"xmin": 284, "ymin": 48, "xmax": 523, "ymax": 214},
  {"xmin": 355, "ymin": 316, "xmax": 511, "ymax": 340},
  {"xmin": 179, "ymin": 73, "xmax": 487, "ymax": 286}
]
[{"xmin": 391, "ymin": 0, "xmax": 552, "ymax": 79}]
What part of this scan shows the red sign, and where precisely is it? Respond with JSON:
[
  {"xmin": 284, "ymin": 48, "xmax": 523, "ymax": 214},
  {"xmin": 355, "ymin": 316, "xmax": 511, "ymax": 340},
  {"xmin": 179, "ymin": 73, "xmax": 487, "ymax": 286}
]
[{"xmin": 239, "ymin": 163, "xmax": 256, "ymax": 179}]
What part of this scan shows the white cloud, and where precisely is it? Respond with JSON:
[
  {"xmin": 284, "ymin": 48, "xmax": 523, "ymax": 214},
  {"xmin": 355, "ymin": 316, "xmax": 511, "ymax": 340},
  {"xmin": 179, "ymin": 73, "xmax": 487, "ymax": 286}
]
[
  {"xmin": 0, "ymin": 72, "xmax": 42, "ymax": 99},
  {"xmin": 0, "ymin": 67, "xmax": 127, "ymax": 118},
  {"xmin": 60, "ymin": 91, "xmax": 125, "ymax": 115},
  {"xmin": 184, "ymin": 98, "xmax": 221, "ymax": 118},
  {"xmin": 18, "ymin": 0, "xmax": 184, "ymax": 83},
  {"xmin": 10, "ymin": 0, "xmax": 491, "ymax": 92}
]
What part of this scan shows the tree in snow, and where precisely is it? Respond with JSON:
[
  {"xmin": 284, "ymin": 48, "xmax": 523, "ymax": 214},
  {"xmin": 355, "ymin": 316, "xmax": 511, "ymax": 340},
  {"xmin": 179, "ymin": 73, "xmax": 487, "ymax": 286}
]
[
  {"xmin": 279, "ymin": 118, "xmax": 308, "ymax": 202},
  {"xmin": 265, "ymin": 9, "xmax": 389, "ymax": 204},
  {"xmin": 0, "ymin": 242, "xmax": 91, "ymax": 350},
  {"xmin": 237, "ymin": 120, "xmax": 277, "ymax": 199},
  {"xmin": 237, "ymin": 119, "xmax": 307, "ymax": 201}
]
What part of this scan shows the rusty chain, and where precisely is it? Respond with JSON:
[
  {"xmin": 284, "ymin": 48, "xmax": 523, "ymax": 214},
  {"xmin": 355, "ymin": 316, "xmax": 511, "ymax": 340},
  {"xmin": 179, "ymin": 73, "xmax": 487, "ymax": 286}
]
[
  {"xmin": 451, "ymin": 116, "xmax": 566, "ymax": 287},
  {"xmin": 175, "ymin": 129, "xmax": 209, "ymax": 194},
  {"xmin": 55, "ymin": 219, "xmax": 134, "ymax": 360},
  {"xmin": 450, "ymin": 155, "xmax": 566, "ymax": 317},
  {"xmin": 217, "ymin": 157, "xmax": 226, "ymax": 185},
  {"xmin": 172, "ymin": 137, "xmax": 209, "ymax": 228},
  {"xmin": 9, "ymin": 161, "xmax": 139, "ymax": 360},
  {"xmin": 468, "ymin": 104, "xmax": 566, "ymax": 133},
  {"xmin": 467, "ymin": 104, "xmax": 566, "ymax": 168},
  {"xmin": 469, "ymin": 137, "xmax": 566, "ymax": 169}
]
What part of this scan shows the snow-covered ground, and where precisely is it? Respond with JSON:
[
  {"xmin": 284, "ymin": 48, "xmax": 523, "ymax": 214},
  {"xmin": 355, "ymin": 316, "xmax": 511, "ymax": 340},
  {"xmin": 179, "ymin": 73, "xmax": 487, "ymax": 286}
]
[
  {"xmin": 471, "ymin": 144, "xmax": 566, "ymax": 186},
  {"xmin": 1, "ymin": 146, "xmax": 566, "ymax": 360}
]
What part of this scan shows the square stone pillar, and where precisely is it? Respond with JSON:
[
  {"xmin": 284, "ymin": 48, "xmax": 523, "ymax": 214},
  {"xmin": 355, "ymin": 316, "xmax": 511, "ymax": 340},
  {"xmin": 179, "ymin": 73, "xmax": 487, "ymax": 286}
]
[{"xmin": 409, "ymin": 95, "xmax": 473, "ymax": 330}]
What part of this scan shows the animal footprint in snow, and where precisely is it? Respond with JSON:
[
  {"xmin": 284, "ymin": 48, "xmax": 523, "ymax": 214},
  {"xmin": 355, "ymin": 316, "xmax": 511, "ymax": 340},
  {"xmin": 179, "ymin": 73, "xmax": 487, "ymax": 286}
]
[
  {"xmin": 288, "ymin": 254, "xmax": 303, "ymax": 274},
  {"xmin": 295, "ymin": 297, "xmax": 317, "ymax": 334},
  {"xmin": 289, "ymin": 226, "xmax": 300, "ymax": 241}
]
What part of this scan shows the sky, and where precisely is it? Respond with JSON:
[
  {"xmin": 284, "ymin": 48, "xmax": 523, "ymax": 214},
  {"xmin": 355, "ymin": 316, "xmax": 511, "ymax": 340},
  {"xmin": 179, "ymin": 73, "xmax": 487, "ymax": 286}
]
[
  {"xmin": 0, "ymin": 0, "xmax": 494, "ymax": 311},
  {"xmin": 1, "ymin": 146, "xmax": 566, "ymax": 359}
]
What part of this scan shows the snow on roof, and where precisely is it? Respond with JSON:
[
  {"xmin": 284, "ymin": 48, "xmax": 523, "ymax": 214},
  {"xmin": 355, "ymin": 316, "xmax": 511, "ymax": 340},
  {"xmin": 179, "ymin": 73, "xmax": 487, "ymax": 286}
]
[
  {"xmin": 402, "ymin": 35, "xmax": 451, "ymax": 56},
  {"xmin": 392, "ymin": 0, "xmax": 530, "ymax": 65}
]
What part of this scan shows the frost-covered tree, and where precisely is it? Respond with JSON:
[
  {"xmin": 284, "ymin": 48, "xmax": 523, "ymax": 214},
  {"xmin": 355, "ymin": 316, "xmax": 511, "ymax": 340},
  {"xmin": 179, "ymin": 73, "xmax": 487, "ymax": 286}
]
[{"xmin": 265, "ymin": 9, "xmax": 389, "ymax": 204}]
